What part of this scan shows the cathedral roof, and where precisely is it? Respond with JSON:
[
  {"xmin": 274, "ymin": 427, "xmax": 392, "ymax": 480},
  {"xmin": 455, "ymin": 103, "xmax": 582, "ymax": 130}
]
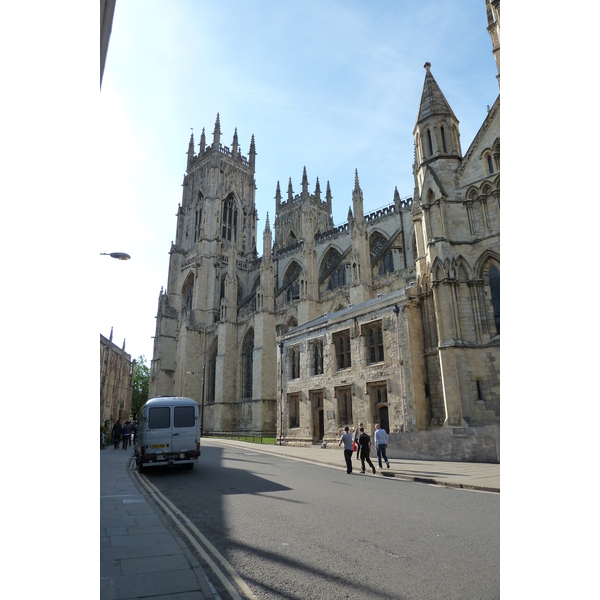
[{"xmin": 415, "ymin": 63, "xmax": 458, "ymax": 128}]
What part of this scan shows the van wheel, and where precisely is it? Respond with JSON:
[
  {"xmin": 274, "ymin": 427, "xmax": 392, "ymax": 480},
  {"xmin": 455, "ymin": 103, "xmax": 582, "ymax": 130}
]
[
  {"xmin": 185, "ymin": 463, "xmax": 194, "ymax": 470},
  {"xmin": 137, "ymin": 458, "xmax": 144, "ymax": 473}
]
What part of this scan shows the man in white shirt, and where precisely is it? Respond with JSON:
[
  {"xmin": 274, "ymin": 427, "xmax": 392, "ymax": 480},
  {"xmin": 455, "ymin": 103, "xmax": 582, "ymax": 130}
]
[
  {"xmin": 374, "ymin": 423, "xmax": 390, "ymax": 469},
  {"xmin": 338, "ymin": 426, "xmax": 354, "ymax": 474}
]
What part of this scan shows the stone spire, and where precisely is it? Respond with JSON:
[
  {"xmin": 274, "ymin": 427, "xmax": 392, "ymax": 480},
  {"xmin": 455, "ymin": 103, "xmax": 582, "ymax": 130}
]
[
  {"xmin": 416, "ymin": 63, "xmax": 458, "ymax": 127},
  {"xmin": 326, "ymin": 180, "xmax": 332, "ymax": 212},
  {"xmin": 314, "ymin": 177, "xmax": 321, "ymax": 202},
  {"xmin": 275, "ymin": 180, "xmax": 282, "ymax": 209},
  {"xmin": 287, "ymin": 177, "xmax": 294, "ymax": 203}
]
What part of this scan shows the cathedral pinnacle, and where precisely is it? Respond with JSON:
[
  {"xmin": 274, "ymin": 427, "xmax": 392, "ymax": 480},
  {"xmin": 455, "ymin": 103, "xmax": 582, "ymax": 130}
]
[
  {"xmin": 264, "ymin": 212, "xmax": 271, "ymax": 233},
  {"xmin": 200, "ymin": 127, "xmax": 206, "ymax": 153},
  {"xmin": 314, "ymin": 177, "xmax": 321, "ymax": 201},
  {"xmin": 213, "ymin": 113, "xmax": 221, "ymax": 146},
  {"xmin": 302, "ymin": 166, "xmax": 309, "ymax": 194},
  {"xmin": 275, "ymin": 181, "xmax": 282, "ymax": 207},
  {"xmin": 424, "ymin": 61, "xmax": 431, "ymax": 71},
  {"xmin": 353, "ymin": 169, "xmax": 361, "ymax": 193},
  {"xmin": 287, "ymin": 177, "xmax": 294, "ymax": 202}
]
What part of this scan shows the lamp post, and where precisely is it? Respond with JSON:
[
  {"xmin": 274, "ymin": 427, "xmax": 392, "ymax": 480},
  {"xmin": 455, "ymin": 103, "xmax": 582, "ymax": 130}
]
[{"xmin": 101, "ymin": 252, "xmax": 131, "ymax": 260}]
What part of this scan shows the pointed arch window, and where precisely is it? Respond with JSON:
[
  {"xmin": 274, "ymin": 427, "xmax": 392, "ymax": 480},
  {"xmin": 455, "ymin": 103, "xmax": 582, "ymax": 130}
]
[
  {"xmin": 185, "ymin": 279, "xmax": 194, "ymax": 312},
  {"xmin": 378, "ymin": 251, "xmax": 394, "ymax": 276},
  {"xmin": 221, "ymin": 195, "xmax": 238, "ymax": 242},
  {"xmin": 427, "ymin": 130, "xmax": 433, "ymax": 156},
  {"xmin": 487, "ymin": 154, "xmax": 494, "ymax": 174},
  {"xmin": 489, "ymin": 266, "xmax": 500, "ymax": 334},
  {"xmin": 441, "ymin": 126, "xmax": 447, "ymax": 152},
  {"xmin": 206, "ymin": 342, "xmax": 217, "ymax": 405},
  {"xmin": 194, "ymin": 208, "xmax": 202, "ymax": 242},
  {"xmin": 242, "ymin": 331, "xmax": 254, "ymax": 400}
]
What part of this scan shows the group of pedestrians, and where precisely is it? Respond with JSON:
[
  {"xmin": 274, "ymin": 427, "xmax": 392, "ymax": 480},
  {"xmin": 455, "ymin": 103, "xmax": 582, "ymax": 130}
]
[
  {"xmin": 110, "ymin": 420, "xmax": 137, "ymax": 450},
  {"xmin": 338, "ymin": 422, "xmax": 390, "ymax": 475}
]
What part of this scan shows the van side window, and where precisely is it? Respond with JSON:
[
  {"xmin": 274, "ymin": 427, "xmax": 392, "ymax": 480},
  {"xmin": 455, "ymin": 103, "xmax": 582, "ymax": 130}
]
[
  {"xmin": 174, "ymin": 406, "xmax": 195, "ymax": 427},
  {"xmin": 149, "ymin": 407, "xmax": 170, "ymax": 428}
]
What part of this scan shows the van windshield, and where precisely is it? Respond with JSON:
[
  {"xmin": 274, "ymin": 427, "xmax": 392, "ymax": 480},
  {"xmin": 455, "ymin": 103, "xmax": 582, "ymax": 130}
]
[
  {"xmin": 174, "ymin": 406, "xmax": 195, "ymax": 428},
  {"xmin": 149, "ymin": 406, "xmax": 170, "ymax": 429}
]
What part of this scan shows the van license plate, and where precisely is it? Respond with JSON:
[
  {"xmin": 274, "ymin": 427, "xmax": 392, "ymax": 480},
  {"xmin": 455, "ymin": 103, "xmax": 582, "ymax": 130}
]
[{"xmin": 151, "ymin": 444, "xmax": 166, "ymax": 448}]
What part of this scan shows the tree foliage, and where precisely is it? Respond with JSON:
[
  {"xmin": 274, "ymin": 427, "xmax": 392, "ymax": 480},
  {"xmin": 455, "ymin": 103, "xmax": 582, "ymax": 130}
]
[{"xmin": 131, "ymin": 355, "xmax": 150, "ymax": 419}]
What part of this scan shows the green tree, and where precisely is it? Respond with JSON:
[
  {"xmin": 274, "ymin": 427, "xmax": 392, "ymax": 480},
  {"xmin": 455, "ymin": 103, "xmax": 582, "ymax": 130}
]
[{"xmin": 131, "ymin": 355, "xmax": 150, "ymax": 419}]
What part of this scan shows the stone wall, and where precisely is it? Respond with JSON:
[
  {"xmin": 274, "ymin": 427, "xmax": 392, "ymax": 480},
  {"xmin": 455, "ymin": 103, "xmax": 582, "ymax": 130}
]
[{"xmin": 386, "ymin": 424, "xmax": 499, "ymax": 463}]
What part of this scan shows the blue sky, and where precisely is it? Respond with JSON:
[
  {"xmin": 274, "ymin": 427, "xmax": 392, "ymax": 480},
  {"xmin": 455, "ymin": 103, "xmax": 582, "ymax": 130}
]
[{"xmin": 99, "ymin": 0, "xmax": 500, "ymax": 363}]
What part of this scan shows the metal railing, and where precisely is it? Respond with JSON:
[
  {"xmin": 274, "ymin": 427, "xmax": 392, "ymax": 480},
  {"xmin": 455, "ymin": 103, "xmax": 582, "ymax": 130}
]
[{"xmin": 203, "ymin": 432, "xmax": 277, "ymax": 445}]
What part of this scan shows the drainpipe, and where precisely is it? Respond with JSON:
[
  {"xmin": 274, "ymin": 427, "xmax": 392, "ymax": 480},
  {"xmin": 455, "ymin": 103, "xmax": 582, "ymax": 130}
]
[{"xmin": 279, "ymin": 342, "xmax": 284, "ymax": 445}]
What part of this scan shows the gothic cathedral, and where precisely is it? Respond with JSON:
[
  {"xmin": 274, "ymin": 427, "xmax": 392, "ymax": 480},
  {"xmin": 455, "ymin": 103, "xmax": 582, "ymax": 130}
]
[{"xmin": 149, "ymin": 1, "xmax": 500, "ymax": 462}]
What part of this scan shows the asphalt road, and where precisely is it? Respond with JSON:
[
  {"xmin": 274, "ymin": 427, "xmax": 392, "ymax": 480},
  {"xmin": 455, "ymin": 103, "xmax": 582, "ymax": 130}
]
[{"xmin": 142, "ymin": 440, "xmax": 499, "ymax": 600}]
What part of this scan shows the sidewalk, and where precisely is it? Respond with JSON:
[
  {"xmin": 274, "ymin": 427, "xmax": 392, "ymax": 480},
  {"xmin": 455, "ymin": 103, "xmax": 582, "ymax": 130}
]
[
  {"xmin": 100, "ymin": 443, "xmax": 216, "ymax": 600},
  {"xmin": 204, "ymin": 438, "xmax": 500, "ymax": 493}
]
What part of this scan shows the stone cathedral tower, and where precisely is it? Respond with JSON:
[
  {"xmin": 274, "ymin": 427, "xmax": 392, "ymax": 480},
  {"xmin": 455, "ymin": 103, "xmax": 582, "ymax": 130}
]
[
  {"xmin": 149, "ymin": 1, "xmax": 500, "ymax": 461},
  {"xmin": 149, "ymin": 115, "xmax": 277, "ymax": 435}
]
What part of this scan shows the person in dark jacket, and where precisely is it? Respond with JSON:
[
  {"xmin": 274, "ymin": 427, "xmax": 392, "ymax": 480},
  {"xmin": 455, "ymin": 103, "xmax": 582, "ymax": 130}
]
[
  {"xmin": 358, "ymin": 427, "xmax": 377, "ymax": 474},
  {"xmin": 122, "ymin": 421, "xmax": 132, "ymax": 449},
  {"xmin": 111, "ymin": 421, "xmax": 122, "ymax": 449}
]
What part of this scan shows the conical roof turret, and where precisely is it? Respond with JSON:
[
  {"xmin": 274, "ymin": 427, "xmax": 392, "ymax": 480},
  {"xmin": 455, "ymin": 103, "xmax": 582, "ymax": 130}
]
[{"xmin": 415, "ymin": 63, "xmax": 458, "ymax": 127}]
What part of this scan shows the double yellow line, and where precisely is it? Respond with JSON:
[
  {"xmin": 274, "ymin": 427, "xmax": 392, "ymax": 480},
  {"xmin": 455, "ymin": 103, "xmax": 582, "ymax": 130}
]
[{"xmin": 130, "ymin": 460, "xmax": 257, "ymax": 600}]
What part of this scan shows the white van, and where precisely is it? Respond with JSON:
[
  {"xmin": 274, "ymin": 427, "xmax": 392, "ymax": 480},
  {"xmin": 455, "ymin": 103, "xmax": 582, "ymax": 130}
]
[{"xmin": 135, "ymin": 396, "xmax": 201, "ymax": 472}]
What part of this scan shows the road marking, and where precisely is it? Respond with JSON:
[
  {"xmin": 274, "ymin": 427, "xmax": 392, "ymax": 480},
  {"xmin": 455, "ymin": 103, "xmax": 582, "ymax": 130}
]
[{"xmin": 130, "ymin": 461, "xmax": 256, "ymax": 600}]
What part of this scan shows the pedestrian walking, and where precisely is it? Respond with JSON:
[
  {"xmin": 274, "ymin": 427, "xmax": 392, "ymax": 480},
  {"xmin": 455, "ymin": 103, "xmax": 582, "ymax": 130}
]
[
  {"xmin": 338, "ymin": 426, "xmax": 354, "ymax": 474},
  {"xmin": 358, "ymin": 427, "xmax": 377, "ymax": 474},
  {"xmin": 374, "ymin": 423, "xmax": 390, "ymax": 469},
  {"xmin": 122, "ymin": 421, "xmax": 131, "ymax": 450},
  {"xmin": 353, "ymin": 422, "xmax": 363, "ymax": 461},
  {"xmin": 111, "ymin": 420, "xmax": 122, "ymax": 449}
]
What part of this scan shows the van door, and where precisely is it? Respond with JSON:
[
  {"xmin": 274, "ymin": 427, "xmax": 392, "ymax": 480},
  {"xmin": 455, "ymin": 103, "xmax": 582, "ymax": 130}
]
[
  {"xmin": 171, "ymin": 404, "xmax": 197, "ymax": 453},
  {"xmin": 146, "ymin": 405, "xmax": 172, "ymax": 453}
]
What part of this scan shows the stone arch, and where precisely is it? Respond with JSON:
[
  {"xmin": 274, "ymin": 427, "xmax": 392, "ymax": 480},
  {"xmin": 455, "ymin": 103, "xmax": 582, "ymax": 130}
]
[
  {"xmin": 431, "ymin": 257, "xmax": 446, "ymax": 282},
  {"xmin": 453, "ymin": 255, "xmax": 472, "ymax": 282},
  {"xmin": 475, "ymin": 249, "xmax": 500, "ymax": 280},
  {"xmin": 181, "ymin": 272, "xmax": 195, "ymax": 313},
  {"xmin": 465, "ymin": 186, "xmax": 479, "ymax": 201},
  {"xmin": 319, "ymin": 245, "xmax": 343, "ymax": 279}
]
